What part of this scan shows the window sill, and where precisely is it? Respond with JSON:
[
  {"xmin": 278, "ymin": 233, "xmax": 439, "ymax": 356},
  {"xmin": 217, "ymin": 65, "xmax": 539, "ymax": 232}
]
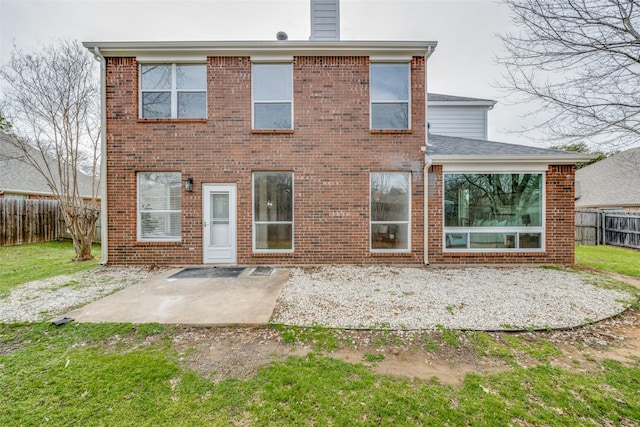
[
  {"xmin": 370, "ymin": 251, "xmax": 413, "ymax": 257},
  {"xmin": 137, "ymin": 118, "xmax": 207, "ymax": 123},
  {"xmin": 251, "ymin": 129, "xmax": 295, "ymax": 135},
  {"xmin": 133, "ymin": 241, "xmax": 182, "ymax": 246},
  {"xmin": 252, "ymin": 251, "xmax": 294, "ymax": 256},
  {"xmin": 370, "ymin": 129, "xmax": 412, "ymax": 135}
]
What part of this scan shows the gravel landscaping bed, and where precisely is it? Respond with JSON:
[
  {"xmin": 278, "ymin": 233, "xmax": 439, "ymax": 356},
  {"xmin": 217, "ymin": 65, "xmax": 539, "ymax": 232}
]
[
  {"xmin": 271, "ymin": 266, "xmax": 636, "ymax": 331},
  {"xmin": 0, "ymin": 267, "xmax": 158, "ymax": 323},
  {"xmin": 1, "ymin": 265, "xmax": 635, "ymax": 330}
]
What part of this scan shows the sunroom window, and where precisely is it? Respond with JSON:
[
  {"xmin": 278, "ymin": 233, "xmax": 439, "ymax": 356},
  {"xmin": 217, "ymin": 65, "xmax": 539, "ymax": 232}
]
[
  {"xmin": 253, "ymin": 172, "xmax": 293, "ymax": 251},
  {"xmin": 137, "ymin": 172, "xmax": 182, "ymax": 241},
  {"xmin": 140, "ymin": 64, "xmax": 206, "ymax": 119},
  {"xmin": 444, "ymin": 173, "xmax": 543, "ymax": 250},
  {"xmin": 371, "ymin": 172, "xmax": 411, "ymax": 252}
]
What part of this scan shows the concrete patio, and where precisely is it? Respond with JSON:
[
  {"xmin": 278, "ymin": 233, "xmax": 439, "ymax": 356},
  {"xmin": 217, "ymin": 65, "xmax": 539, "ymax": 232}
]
[{"xmin": 66, "ymin": 267, "xmax": 290, "ymax": 326}]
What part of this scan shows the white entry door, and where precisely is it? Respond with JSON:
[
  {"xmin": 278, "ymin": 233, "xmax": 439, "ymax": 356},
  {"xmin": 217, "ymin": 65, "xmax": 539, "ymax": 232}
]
[{"xmin": 203, "ymin": 184, "xmax": 237, "ymax": 264}]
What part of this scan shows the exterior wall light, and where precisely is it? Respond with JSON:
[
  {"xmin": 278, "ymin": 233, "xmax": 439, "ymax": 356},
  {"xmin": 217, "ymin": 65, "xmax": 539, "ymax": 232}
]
[{"xmin": 184, "ymin": 177, "xmax": 194, "ymax": 192}]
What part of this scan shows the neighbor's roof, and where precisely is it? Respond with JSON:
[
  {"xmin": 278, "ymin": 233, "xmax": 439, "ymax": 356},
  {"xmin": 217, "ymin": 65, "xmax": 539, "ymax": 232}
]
[
  {"xmin": 0, "ymin": 132, "xmax": 97, "ymax": 198},
  {"xmin": 427, "ymin": 134, "xmax": 593, "ymax": 165},
  {"xmin": 428, "ymin": 93, "xmax": 496, "ymax": 107},
  {"xmin": 83, "ymin": 40, "xmax": 437, "ymax": 60},
  {"xmin": 575, "ymin": 147, "xmax": 640, "ymax": 209}
]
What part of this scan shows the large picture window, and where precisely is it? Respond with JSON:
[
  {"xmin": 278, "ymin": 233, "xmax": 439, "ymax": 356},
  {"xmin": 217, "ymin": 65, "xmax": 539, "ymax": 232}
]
[
  {"xmin": 371, "ymin": 172, "xmax": 411, "ymax": 251},
  {"xmin": 370, "ymin": 63, "xmax": 410, "ymax": 130},
  {"xmin": 252, "ymin": 63, "xmax": 293, "ymax": 130},
  {"xmin": 140, "ymin": 64, "xmax": 206, "ymax": 119},
  {"xmin": 253, "ymin": 172, "xmax": 293, "ymax": 251},
  {"xmin": 444, "ymin": 173, "xmax": 544, "ymax": 250},
  {"xmin": 137, "ymin": 172, "xmax": 182, "ymax": 241}
]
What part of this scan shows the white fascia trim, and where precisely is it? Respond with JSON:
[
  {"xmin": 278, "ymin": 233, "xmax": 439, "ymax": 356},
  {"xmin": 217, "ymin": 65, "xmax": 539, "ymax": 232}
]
[
  {"xmin": 432, "ymin": 155, "xmax": 593, "ymax": 165},
  {"xmin": 442, "ymin": 163, "xmax": 549, "ymax": 173},
  {"xmin": 82, "ymin": 40, "xmax": 438, "ymax": 59}
]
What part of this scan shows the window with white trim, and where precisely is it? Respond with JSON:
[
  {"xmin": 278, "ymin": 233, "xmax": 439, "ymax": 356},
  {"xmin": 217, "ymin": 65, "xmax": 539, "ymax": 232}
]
[
  {"xmin": 371, "ymin": 172, "xmax": 411, "ymax": 251},
  {"xmin": 370, "ymin": 63, "xmax": 410, "ymax": 130},
  {"xmin": 253, "ymin": 172, "xmax": 293, "ymax": 251},
  {"xmin": 443, "ymin": 173, "xmax": 544, "ymax": 251},
  {"xmin": 140, "ymin": 64, "xmax": 206, "ymax": 118},
  {"xmin": 252, "ymin": 63, "xmax": 293, "ymax": 129},
  {"xmin": 137, "ymin": 172, "xmax": 182, "ymax": 241}
]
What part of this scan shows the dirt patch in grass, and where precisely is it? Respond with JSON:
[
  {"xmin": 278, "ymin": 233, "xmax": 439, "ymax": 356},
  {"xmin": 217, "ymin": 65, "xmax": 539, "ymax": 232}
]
[{"xmin": 171, "ymin": 309, "xmax": 640, "ymax": 386}]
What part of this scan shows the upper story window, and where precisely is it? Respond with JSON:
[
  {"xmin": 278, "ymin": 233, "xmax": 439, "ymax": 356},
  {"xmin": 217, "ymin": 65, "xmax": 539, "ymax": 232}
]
[
  {"xmin": 252, "ymin": 63, "xmax": 293, "ymax": 130},
  {"xmin": 370, "ymin": 63, "xmax": 410, "ymax": 130},
  {"xmin": 140, "ymin": 64, "xmax": 206, "ymax": 119}
]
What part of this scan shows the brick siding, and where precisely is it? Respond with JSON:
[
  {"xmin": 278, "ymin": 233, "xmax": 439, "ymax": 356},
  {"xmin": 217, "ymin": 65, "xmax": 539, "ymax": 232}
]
[
  {"xmin": 105, "ymin": 56, "xmax": 426, "ymax": 265},
  {"xmin": 105, "ymin": 55, "xmax": 575, "ymax": 266}
]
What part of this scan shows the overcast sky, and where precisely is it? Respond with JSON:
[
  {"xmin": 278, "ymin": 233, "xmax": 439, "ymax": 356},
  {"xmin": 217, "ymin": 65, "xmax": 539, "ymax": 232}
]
[{"xmin": 0, "ymin": 0, "xmax": 544, "ymax": 146}]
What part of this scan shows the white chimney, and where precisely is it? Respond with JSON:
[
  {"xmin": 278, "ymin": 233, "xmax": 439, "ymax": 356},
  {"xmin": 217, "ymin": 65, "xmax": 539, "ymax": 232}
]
[{"xmin": 310, "ymin": 0, "xmax": 340, "ymax": 41}]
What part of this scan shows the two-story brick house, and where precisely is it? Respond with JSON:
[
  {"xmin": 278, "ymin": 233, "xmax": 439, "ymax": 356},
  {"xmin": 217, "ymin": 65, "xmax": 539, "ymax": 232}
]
[{"xmin": 84, "ymin": 7, "xmax": 589, "ymax": 266}]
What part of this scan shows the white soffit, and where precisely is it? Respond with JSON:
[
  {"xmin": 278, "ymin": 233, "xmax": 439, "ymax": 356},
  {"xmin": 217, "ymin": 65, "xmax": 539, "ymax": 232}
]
[{"xmin": 442, "ymin": 163, "xmax": 550, "ymax": 173}]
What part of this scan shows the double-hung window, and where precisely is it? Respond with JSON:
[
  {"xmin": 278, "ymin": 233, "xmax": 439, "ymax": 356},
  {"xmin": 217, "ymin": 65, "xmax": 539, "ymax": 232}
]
[
  {"xmin": 252, "ymin": 63, "xmax": 293, "ymax": 130},
  {"xmin": 140, "ymin": 64, "xmax": 206, "ymax": 118},
  {"xmin": 137, "ymin": 172, "xmax": 182, "ymax": 241},
  {"xmin": 371, "ymin": 172, "xmax": 411, "ymax": 251},
  {"xmin": 370, "ymin": 63, "xmax": 410, "ymax": 130},
  {"xmin": 253, "ymin": 172, "xmax": 293, "ymax": 251},
  {"xmin": 443, "ymin": 173, "xmax": 544, "ymax": 251}
]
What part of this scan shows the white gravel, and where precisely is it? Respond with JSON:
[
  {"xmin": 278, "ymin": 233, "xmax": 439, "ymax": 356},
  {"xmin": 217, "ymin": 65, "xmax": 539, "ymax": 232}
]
[
  {"xmin": 272, "ymin": 266, "xmax": 636, "ymax": 331},
  {"xmin": 0, "ymin": 267, "xmax": 156, "ymax": 323},
  {"xmin": 1, "ymin": 265, "xmax": 635, "ymax": 331}
]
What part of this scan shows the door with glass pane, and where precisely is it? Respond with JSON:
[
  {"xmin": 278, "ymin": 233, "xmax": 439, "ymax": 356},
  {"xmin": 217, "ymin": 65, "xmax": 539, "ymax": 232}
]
[{"xmin": 203, "ymin": 184, "xmax": 236, "ymax": 264}]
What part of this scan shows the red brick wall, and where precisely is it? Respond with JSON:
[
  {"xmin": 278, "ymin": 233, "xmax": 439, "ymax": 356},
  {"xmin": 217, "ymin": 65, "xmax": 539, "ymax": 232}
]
[
  {"xmin": 426, "ymin": 164, "xmax": 576, "ymax": 265},
  {"xmin": 104, "ymin": 56, "xmax": 426, "ymax": 265}
]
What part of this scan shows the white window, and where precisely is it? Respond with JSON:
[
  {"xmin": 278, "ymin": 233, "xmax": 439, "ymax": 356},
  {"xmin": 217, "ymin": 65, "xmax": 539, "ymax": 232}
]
[
  {"xmin": 140, "ymin": 64, "xmax": 206, "ymax": 119},
  {"xmin": 443, "ymin": 173, "xmax": 544, "ymax": 251},
  {"xmin": 253, "ymin": 172, "xmax": 293, "ymax": 251},
  {"xmin": 371, "ymin": 172, "xmax": 411, "ymax": 252},
  {"xmin": 252, "ymin": 64, "xmax": 293, "ymax": 130},
  {"xmin": 370, "ymin": 63, "xmax": 410, "ymax": 130},
  {"xmin": 137, "ymin": 172, "xmax": 182, "ymax": 241}
]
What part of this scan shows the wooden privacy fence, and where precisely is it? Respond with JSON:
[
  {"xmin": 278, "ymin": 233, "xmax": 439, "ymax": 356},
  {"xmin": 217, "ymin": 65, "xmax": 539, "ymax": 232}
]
[
  {"xmin": 576, "ymin": 209, "xmax": 640, "ymax": 249},
  {"xmin": 0, "ymin": 199, "xmax": 63, "ymax": 246}
]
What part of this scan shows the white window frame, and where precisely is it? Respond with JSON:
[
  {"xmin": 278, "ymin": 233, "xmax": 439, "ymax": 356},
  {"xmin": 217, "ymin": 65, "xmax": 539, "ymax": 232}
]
[
  {"xmin": 442, "ymin": 171, "xmax": 546, "ymax": 252},
  {"xmin": 251, "ymin": 63, "xmax": 294, "ymax": 130},
  {"xmin": 370, "ymin": 171, "xmax": 412, "ymax": 253},
  {"xmin": 137, "ymin": 172, "xmax": 182, "ymax": 242},
  {"xmin": 370, "ymin": 62, "xmax": 411, "ymax": 130},
  {"xmin": 252, "ymin": 172, "xmax": 294, "ymax": 253},
  {"xmin": 139, "ymin": 63, "xmax": 207, "ymax": 119}
]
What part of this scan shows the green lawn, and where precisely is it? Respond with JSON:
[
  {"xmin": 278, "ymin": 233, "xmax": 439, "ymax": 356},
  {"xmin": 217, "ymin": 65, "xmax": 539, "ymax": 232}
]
[
  {"xmin": 0, "ymin": 241, "xmax": 99, "ymax": 297},
  {"xmin": 2, "ymin": 243, "xmax": 640, "ymax": 424},
  {"xmin": 576, "ymin": 245, "xmax": 640, "ymax": 276},
  {"xmin": 1, "ymin": 322, "xmax": 639, "ymax": 426}
]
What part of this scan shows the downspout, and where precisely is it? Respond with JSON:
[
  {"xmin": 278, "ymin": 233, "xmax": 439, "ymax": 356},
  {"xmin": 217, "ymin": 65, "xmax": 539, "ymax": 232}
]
[
  {"xmin": 423, "ymin": 45, "xmax": 434, "ymax": 265},
  {"xmin": 91, "ymin": 47, "xmax": 108, "ymax": 265}
]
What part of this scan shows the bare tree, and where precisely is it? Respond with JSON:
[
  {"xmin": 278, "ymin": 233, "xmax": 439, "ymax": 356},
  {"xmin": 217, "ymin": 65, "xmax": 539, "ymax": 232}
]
[
  {"xmin": 0, "ymin": 40, "xmax": 100, "ymax": 261},
  {"xmin": 497, "ymin": 0, "xmax": 640, "ymax": 148}
]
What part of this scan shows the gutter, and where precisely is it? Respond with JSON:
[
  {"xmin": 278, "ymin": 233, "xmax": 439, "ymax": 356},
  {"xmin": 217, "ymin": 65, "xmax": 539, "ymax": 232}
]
[
  {"xmin": 423, "ymin": 44, "xmax": 435, "ymax": 266},
  {"xmin": 429, "ymin": 154, "xmax": 594, "ymax": 165},
  {"xmin": 90, "ymin": 46, "xmax": 108, "ymax": 265}
]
